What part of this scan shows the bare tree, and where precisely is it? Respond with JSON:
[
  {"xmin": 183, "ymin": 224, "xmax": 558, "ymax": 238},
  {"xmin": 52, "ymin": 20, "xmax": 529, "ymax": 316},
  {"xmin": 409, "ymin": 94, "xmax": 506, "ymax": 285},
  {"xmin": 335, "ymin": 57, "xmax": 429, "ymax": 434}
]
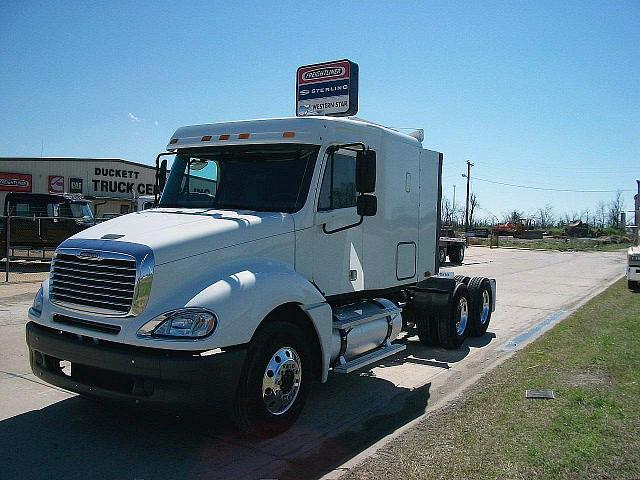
[
  {"xmin": 441, "ymin": 196, "xmax": 454, "ymax": 226},
  {"xmin": 504, "ymin": 210, "xmax": 524, "ymax": 224},
  {"xmin": 536, "ymin": 203, "xmax": 555, "ymax": 228},
  {"xmin": 562, "ymin": 211, "xmax": 581, "ymax": 225},
  {"xmin": 469, "ymin": 193, "xmax": 479, "ymax": 227},
  {"xmin": 607, "ymin": 191, "xmax": 625, "ymax": 229}
]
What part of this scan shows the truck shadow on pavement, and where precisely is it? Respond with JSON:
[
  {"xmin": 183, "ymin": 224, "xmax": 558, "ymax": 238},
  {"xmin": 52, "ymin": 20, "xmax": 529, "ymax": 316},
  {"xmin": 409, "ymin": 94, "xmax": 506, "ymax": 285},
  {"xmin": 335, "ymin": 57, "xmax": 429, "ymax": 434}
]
[{"xmin": 0, "ymin": 333, "xmax": 495, "ymax": 480}]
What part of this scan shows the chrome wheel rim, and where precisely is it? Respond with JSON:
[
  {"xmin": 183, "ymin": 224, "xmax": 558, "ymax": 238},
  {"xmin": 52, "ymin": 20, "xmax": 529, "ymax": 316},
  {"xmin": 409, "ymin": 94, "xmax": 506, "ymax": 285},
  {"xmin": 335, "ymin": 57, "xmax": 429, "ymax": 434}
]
[
  {"xmin": 480, "ymin": 289, "xmax": 490, "ymax": 325},
  {"xmin": 456, "ymin": 297, "xmax": 469, "ymax": 336},
  {"xmin": 262, "ymin": 347, "xmax": 302, "ymax": 415}
]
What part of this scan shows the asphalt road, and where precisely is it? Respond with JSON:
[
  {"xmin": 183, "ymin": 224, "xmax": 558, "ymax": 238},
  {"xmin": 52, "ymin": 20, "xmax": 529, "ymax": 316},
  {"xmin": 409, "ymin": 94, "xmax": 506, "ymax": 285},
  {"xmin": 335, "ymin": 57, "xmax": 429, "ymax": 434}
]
[{"xmin": 0, "ymin": 247, "xmax": 626, "ymax": 480}]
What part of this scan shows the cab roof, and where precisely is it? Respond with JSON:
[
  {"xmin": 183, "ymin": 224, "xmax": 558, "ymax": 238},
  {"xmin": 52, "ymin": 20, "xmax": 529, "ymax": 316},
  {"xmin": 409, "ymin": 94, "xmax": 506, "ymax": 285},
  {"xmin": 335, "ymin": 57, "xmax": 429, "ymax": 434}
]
[{"xmin": 167, "ymin": 116, "xmax": 423, "ymax": 151}]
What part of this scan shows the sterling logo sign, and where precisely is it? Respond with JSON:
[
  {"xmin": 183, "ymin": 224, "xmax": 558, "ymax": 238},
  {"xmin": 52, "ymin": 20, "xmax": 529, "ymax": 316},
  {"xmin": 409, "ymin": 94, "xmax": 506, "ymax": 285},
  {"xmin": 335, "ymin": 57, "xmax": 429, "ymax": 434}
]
[{"xmin": 296, "ymin": 59, "xmax": 358, "ymax": 117}]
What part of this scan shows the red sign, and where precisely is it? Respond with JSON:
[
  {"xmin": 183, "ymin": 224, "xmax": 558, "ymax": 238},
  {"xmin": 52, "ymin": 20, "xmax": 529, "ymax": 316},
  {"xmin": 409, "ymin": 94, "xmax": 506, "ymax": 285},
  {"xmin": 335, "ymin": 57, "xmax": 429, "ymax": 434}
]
[
  {"xmin": 0, "ymin": 172, "xmax": 32, "ymax": 192},
  {"xmin": 48, "ymin": 175, "xmax": 64, "ymax": 193}
]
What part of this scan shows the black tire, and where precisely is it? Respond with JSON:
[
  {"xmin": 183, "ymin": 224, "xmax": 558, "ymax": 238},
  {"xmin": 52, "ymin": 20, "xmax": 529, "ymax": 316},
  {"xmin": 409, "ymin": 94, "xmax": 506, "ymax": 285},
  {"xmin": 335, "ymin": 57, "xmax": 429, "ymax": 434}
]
[
  {"xmin": 436, "ymin": 283, "xmax": 470, "ymax": 349},
  {"xmin": 449, "ymin": 245, "xmax": 465, "ymax": 264},
  {"xmin": 454, "ymin": 275, "xmax": 471, "ymax": 285},
  {"xmin": 629, "ymin": 280, "xmax": 638, "ymax": 290},
  {"xmin": 415, "ymin": 308, "xmax": 439, "ymax": 346},
  {"xmin": 233, "ymin": 321, "xmax": 311, "ymax": 438},
  {"xmin": 438, "ymin": 247, "xmax": 447, "ymax": 265},
  {"xmin": 468, "ymin": 277, "xmax": 493, "ymax": 337}
]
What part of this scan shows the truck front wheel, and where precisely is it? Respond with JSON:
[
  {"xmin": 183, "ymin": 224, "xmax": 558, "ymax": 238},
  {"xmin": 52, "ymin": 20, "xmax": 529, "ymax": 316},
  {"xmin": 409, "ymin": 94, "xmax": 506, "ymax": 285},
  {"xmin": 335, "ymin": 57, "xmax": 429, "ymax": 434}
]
[{"xmin": 233, "ymin": 321, "xmax": 311, "ymax": 437}]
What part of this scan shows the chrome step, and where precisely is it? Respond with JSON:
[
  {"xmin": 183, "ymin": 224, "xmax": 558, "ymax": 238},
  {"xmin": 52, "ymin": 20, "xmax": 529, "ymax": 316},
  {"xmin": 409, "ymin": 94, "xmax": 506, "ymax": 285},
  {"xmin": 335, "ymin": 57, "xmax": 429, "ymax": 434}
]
[{"xmin": 333, "ymin": 343, "xmax": 406, "ymax": 374}]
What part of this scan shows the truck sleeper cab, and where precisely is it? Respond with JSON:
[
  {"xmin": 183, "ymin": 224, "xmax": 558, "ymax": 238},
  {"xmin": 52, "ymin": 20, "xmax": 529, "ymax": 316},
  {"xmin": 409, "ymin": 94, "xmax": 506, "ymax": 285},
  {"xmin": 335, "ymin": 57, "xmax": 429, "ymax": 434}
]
[{"xmin": 26, "ymin": 116, "xmax": 496, "ymax": 436}]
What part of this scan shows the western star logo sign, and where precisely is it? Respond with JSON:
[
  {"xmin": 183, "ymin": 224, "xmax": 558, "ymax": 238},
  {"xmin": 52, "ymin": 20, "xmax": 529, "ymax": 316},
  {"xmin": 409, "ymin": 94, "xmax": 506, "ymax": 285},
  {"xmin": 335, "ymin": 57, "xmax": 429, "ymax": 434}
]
[{"xmin": 296, "ymin": 59, "xmax": 358, "ymax": 117}]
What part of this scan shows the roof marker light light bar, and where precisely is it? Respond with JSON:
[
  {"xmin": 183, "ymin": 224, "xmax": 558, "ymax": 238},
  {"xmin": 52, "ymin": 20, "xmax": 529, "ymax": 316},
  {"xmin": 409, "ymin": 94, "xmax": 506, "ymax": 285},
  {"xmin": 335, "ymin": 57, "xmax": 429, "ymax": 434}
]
[
  {"xmin": 283, "ymin": 131, "xmax": 295, "ymax": 138},
  {"xmin": 169, "ymin": 138, "xmax": 179, "ymax": 144},
  {"xmin": 219, "ymin": 134, "xmax": 230, "ymax": 141},
  {"xmin": 238, "ymin": 133, "xmax": 251, "ymax": 139},
  {"xmin": 201, "ymin": 135, "xmax": 212, "ymax": 141}
]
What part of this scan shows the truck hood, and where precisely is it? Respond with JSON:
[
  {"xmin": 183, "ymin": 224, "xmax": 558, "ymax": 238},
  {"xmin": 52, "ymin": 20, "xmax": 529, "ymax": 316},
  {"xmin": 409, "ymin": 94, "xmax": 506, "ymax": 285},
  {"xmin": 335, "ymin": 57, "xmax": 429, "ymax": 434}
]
[{"xmin": 69, "ymin": 208, "xmax": 294, "ymax": 265}]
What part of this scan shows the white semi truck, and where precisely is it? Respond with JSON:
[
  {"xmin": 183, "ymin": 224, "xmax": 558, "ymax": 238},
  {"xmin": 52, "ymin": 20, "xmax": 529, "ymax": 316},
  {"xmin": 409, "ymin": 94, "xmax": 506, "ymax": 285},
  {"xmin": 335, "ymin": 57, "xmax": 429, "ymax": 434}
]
[{"xmin": 26, "ymin": 116, "xmax": 496, "ymax": 436}]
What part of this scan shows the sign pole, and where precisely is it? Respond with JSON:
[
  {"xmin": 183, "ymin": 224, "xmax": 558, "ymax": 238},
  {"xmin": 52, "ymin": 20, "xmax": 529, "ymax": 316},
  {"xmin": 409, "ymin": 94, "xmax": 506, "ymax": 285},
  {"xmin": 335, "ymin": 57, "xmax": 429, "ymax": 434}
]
[{"xmin": 5, "ymin": 215, "xmax": 10, "ymax": 283}]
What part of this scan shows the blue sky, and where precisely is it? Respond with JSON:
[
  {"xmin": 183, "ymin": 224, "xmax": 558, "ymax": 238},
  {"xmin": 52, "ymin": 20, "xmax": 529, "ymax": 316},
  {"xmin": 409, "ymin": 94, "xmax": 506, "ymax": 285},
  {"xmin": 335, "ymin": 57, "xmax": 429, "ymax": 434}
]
[{"xmin": 1, "ymin": 1, "xmax": 638, "ymax": 222}]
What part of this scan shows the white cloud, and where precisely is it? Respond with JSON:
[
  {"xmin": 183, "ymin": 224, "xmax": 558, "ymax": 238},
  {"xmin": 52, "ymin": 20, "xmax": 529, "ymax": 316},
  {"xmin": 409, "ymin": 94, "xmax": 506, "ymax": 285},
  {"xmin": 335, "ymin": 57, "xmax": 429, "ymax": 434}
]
[
  {"xmin": 128, "ymin": 112, "xmax": 140, "ymax": 122},
  {"xmin": 154, "ymin": 120, "xmax": 159, "ymax": 126}
]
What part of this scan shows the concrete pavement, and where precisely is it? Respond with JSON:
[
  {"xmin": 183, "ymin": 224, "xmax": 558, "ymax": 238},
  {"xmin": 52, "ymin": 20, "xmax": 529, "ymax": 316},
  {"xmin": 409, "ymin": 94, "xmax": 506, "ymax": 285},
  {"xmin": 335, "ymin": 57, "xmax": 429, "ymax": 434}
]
[{"xmin": 0, "ymin": 247, "xmax": 626, "ymax": 480}]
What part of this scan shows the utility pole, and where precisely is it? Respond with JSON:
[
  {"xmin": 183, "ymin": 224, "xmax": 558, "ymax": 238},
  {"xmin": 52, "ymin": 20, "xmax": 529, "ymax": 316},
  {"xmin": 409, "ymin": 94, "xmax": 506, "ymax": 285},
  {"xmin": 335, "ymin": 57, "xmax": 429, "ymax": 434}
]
[
  {"xmin": 452, "ymin": 185, "xmax": 456, "ymax": 210},
  {"xmin": 464, "ymin": 160, "xmax": 473, "ymax": 242},
  {"xmin": 634, "ymin": 180, "xmax": 640, "ymax": 245}
]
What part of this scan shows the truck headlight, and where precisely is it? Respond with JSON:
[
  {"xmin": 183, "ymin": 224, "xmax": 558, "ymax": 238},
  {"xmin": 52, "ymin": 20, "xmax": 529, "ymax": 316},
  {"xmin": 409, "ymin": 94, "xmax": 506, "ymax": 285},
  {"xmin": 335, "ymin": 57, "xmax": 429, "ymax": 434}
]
[
  {"xmin": 137, "ymin": 308, "xmax": 217, "ymax": 339},
  {"xmin": 30, "ymin": 286, "xmax": 44, "ymax": 317}
]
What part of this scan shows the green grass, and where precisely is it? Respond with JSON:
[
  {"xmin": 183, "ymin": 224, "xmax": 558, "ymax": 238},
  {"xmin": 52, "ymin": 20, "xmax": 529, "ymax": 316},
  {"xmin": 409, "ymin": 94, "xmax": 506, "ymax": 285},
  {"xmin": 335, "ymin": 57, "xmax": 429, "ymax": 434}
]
[
  {"xmin": 470, "ymin": 237, "xmax": 632, "ymax": 252},
  {"xmin": 345, "ymin": 279, "xmax": 640, "ymax": 480}
]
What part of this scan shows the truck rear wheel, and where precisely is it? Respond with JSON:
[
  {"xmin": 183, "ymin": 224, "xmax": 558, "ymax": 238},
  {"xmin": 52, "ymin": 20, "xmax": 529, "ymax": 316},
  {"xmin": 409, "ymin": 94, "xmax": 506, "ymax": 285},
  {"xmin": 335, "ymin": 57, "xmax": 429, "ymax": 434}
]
[
  {"xmin": 436, "ymin": 283, "xmax": 470, "ymax": 349},
  {"xmin": 629, "ymin": 280, "xmax": 638, "ymax": 290},
  {"xmin": 449, "ymin": 245, "xmax": 465, "ymax": 264},
  {"xmin": 233, "ymin": 321, "xmax": 311, "ymax": 438},
  {"xmin": 438, "ymin": 247, "xmax": 447, "ymax": 265},
  {"xmin": 468, "ymin": 277, "xmax": 493, "ymax": 337},
  {"xmin": 454, "ymin": 275, "xmax": 471, "ymax": 285}
]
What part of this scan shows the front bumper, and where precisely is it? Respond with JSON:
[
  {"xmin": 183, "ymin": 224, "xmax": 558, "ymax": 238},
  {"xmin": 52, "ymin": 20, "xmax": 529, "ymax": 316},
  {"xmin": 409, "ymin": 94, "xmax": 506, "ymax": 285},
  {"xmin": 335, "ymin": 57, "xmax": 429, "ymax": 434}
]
[
  {"xmin": 26, "ymin": 321, "xmax": 246, "ymax": 410},
  {"xmin": 627, "ymin": 265, "xmax": 640, "ymax": 282}
]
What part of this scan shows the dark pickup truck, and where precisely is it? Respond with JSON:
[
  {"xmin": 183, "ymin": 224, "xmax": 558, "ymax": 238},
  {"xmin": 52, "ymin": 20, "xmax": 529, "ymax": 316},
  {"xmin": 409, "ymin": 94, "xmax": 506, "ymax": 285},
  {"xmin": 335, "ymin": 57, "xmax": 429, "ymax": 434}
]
[{"xmin": 1, "ymin": 193, "xmax": 95, "ymax": 257}]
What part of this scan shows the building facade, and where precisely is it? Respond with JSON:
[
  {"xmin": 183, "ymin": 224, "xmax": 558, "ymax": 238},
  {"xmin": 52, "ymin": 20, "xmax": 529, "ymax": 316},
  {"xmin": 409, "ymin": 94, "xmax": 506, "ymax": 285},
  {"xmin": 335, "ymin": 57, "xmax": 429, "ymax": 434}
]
[{"xmin": 0, "ymin": 158, "xmax": 158, "ymax": 217}]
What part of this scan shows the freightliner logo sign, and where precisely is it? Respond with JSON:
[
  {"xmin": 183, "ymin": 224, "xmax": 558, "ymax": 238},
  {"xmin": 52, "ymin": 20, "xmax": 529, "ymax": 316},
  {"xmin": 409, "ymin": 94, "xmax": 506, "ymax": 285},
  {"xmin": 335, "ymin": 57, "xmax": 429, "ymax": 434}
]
[{"xmin": 296, "ymin": 59, "xmax": 358, "ymax": 117}]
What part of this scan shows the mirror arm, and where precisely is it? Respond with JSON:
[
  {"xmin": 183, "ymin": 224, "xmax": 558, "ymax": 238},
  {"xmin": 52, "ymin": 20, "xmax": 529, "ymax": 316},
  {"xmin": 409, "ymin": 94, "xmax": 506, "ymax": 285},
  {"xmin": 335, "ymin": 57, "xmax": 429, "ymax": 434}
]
[
  {"xmin": 326, "ymin": 142, "xmax": 366, "ymax": 154},
  {"xmin": 322, "ymin": 215, "xmax": 364, "ymax": 235}
]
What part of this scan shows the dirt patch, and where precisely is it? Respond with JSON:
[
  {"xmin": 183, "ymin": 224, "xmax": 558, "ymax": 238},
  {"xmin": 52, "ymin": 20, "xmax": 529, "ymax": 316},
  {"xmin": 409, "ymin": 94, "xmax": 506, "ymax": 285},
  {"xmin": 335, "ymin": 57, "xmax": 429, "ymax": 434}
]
[{"xmin": 564, "ymin": 369, "xmax": 613, "ymax": 388}]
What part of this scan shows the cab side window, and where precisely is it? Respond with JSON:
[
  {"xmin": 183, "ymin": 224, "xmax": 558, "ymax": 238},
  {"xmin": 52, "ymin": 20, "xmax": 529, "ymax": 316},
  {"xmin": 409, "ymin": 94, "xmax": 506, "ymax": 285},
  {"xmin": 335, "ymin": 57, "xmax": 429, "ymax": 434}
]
[
  {"xmin": 318, "ymin": 152, "xmax": 357, "ymax": 211},
  {"xmin": 12, "ymin": 202, "xmax": 31, "ymax": 216}
]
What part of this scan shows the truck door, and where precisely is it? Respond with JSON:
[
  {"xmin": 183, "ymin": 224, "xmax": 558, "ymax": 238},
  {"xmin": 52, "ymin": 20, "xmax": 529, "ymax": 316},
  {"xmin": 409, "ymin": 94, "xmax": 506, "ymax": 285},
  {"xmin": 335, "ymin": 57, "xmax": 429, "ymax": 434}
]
[{"xmin": 312, "ymin": 147, "xmax": 364, "ymax": 297}]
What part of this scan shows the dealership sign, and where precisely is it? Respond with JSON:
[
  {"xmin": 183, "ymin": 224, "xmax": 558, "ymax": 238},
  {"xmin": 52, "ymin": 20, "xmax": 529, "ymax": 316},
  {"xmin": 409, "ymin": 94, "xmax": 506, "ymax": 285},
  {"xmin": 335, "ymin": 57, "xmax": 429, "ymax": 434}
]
[
  {"xmin": 48, "ymin": 175, "xmax": 64, "ymax": 193},
  {"xmin": 0, "ymin": 172, "xmax": 32, "ymax": 192},
  {"xmin": 296, "ymin": 59, "xmax": 358, "ymax": 117},
  {"xmin": 69, "ymin": 177, "xmax": 83, "ymax": 194}
]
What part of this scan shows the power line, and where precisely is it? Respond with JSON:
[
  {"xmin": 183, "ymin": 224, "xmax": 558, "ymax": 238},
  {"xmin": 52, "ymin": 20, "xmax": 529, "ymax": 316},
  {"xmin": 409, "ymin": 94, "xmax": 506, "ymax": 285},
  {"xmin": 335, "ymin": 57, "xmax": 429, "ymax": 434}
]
[{"xmin": 471, "ymin": 176, "xmax": 632, "ymax": 193}]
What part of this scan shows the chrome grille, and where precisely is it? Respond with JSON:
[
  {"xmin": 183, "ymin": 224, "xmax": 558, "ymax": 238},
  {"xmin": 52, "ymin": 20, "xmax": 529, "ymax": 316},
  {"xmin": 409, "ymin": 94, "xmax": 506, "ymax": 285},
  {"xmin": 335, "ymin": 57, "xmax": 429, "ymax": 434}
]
[{"xmin": 50, "ymin": 253, "xmax": 137, "ymax": 314}]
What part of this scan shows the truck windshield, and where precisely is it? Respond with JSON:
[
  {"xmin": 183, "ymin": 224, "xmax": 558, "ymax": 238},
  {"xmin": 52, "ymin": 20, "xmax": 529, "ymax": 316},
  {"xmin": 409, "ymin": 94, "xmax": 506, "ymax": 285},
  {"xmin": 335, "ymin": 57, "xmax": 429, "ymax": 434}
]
[
  {"xmin": 159, "ymin": 144, "xmax": 320, "ymax": 213},
  {"xmin": 57, "ymin": 202, "xmax": 94, "ymax": 219}
]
